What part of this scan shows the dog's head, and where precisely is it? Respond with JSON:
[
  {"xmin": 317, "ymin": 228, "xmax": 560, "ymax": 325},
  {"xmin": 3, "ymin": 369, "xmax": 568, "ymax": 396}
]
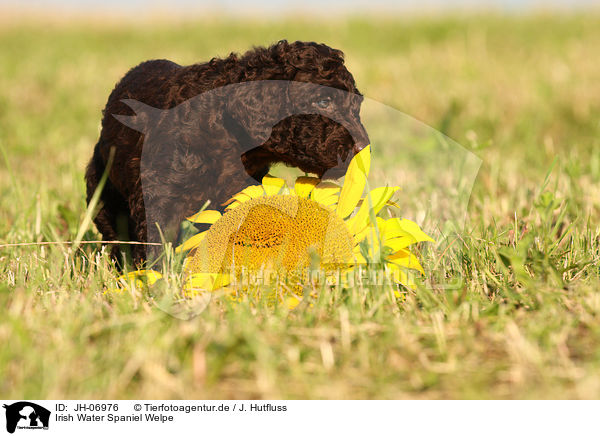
[{"xmin": 238, "ymin": 41, "xmax": 369, "ymax": 180}]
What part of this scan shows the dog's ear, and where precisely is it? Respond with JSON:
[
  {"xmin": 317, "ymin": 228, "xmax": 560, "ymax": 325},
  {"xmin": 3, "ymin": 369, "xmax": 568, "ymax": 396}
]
[{"xmin": 113, "ymin": 99, "xmax": 164, "ymax": 133}]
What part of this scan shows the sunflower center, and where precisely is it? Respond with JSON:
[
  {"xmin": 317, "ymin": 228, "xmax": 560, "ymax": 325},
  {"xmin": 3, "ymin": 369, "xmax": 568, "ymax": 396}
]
[{"xmin": 187, "ymin": 195, "xmax": 355, "ymax": 278}]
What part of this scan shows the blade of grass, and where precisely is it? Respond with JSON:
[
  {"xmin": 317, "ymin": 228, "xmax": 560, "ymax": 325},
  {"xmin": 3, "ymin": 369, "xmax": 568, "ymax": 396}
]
[{"xmin": 72, "ymin": 147, "xmax": 115, "ymax": 252}]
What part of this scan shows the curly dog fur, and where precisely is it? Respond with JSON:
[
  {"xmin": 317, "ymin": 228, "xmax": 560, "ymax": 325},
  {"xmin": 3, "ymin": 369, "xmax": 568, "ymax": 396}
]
[{"xmin": 85, "ymin": 40, "xmax": 369, "ymax": 265}]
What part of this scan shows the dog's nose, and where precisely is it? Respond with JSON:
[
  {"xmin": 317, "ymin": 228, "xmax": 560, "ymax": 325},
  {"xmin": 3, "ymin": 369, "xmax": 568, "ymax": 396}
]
[
  {"xmin": 353, "ymin": 142, "xmax": 368, "ymax": 154},
  {"xmin": 350, "ymin": 122, "xmax": 370, "ymax": 155}
]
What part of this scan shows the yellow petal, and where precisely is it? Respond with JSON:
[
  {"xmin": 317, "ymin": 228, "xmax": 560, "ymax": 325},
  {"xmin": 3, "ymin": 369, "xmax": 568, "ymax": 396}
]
[
  {"xmin": 184, "ymin": 273, "xmax": 213, "ymax": 290},
  {"xmin": 389, "ymin": 250, "xmax": 425, "ymax": 274},
  {"xmin": 238, "ymin": 185, "xmax": 265, "ymax": 199},
  {"xmin": 262, "ymin": 175, "xmax": 287, "ymax": 196},
  {"xmin": 175, "ymin": 231, "xmax": 208, "ymax": 253},
  {"xmin": 336, "ymin": 145, "xmax": 371, "ymax": 218},
  {"xmin": 119, "ymin": 269, "xmax": 163, "ymax": 287},
  {"xmin": 354, "ymin": 227, "xmax": 370, "ymax": 245},
  {"xmin": 213, "ymin": 273, "xmax": 231, "ymax": 289},
  {"xmin": 223, "ymin": 185, "xmax": 267, "ymax": 210},
  {"xmin": 346, "ymin": 186, "xmax": 399, "ymax": 234},
  {"xmin": 294, "ymin": 176, "xmax": 320, "ymax": 198},
  {"xmin": 388, "ymin": 264, "xmax": 418, "ymax": 289},
  {"xmin": 317, "ymin": 194, "xmax": 340, "ymax": 208},
  {"xmin": 316, "ymin": 195, "xmax": 339, "ymax": 208},
  {"xmin": 352, "ymin": 245, "xmax": 367, "ymax": 265},
  {"xmin": 353, "ymin": 217, "xmax": 386, "ymax": 244},
  {"xmin": 183, "ymin": 272, "xmax": 231, "ymax": 294},
  {"xmin": 285, "ymin": 296, "xmax": 301, "ymax": 310},
  {"xmin": 312, "ymin": 181, "xmax": 341, "ymax": 204},
  {"xmin": 234, "ymin": 185, "xmax": 265, "ymax": 200},
  {"xmin": 222, "ymin": 192, "xmax": 250, "ymax": 206},
  {"xmin": 381, "ymin": 236, "xmax": 416, "ymax": 252},
  {"xmin": 186, "ymin": 210, "xmax": 221, "ymax": 224},
  {"xmin": 381, "ymin": 218, "xmax": 434, "ymax": 244}
]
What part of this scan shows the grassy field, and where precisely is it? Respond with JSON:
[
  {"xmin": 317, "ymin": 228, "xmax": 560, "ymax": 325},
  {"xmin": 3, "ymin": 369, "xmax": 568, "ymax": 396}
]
[{"xmin": 1, "ymin": 13, "xmax": 600, "ymax": 399}]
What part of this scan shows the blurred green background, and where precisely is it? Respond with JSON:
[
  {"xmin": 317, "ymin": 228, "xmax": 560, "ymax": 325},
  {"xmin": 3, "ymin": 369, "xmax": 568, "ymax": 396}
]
[{"xmin": 2, "ymin": 14, "xmax": 600, "ymax": 234}]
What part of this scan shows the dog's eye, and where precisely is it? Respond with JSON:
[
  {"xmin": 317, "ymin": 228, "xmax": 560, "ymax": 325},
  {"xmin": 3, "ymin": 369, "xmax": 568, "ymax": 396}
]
[{"xmin": 315, "ymin": 98, "xmax": 331, "ymax": 109}]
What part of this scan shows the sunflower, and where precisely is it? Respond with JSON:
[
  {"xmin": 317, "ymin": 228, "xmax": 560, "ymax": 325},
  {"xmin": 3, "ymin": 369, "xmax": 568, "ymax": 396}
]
[{"xmin": 118, "ymin": 145, "xmax": 433, "ymax": 305}]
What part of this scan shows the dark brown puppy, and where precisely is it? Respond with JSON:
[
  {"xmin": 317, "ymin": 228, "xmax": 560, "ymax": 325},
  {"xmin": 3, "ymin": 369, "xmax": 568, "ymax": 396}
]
[{"xmin": 86, "ymin": 40, "xmax": 369, "ymax": 265}]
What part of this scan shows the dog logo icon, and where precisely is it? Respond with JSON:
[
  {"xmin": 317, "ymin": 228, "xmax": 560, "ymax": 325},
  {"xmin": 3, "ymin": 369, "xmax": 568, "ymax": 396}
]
[{"xmin": 2, "ymin": 402, "xmax": 50, "ymax": 433}]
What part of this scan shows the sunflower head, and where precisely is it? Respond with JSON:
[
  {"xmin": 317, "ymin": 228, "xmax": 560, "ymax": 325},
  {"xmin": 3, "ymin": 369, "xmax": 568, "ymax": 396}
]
[{"xmin": 188, "ymin": 194, "xmax": 355, "ymax": 282}]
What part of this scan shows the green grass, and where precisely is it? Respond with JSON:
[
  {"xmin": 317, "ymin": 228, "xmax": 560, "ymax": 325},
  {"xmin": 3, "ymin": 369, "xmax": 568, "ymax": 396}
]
[{"xmin": 1, "ymin": 12, "xmax": 600, "ymax": 399}]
